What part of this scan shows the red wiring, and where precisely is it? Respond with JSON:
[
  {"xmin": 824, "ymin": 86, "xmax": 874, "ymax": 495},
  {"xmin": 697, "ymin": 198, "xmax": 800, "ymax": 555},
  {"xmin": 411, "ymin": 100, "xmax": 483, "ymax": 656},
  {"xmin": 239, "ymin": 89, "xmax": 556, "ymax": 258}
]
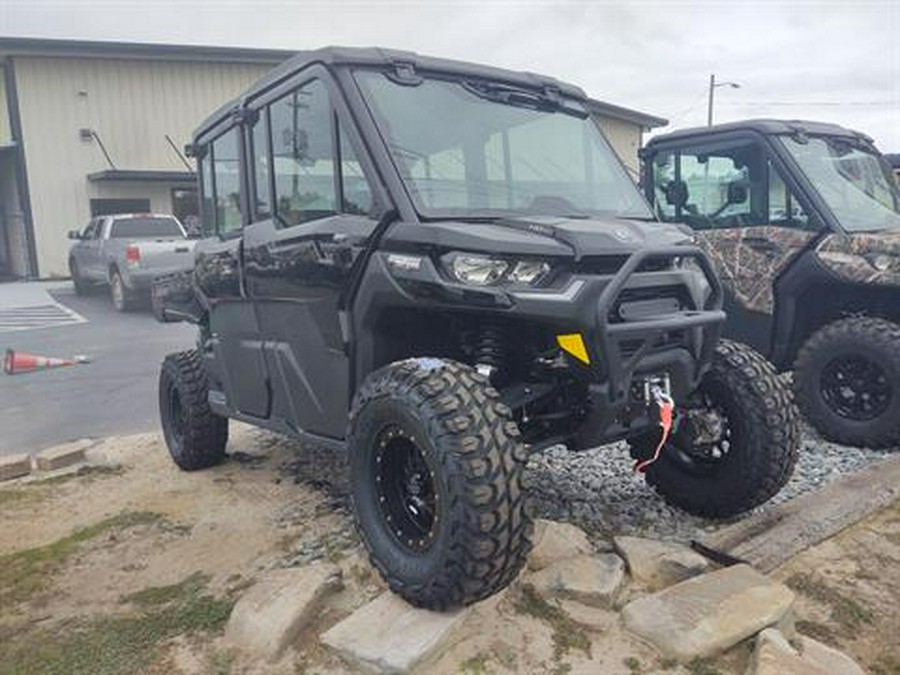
[{"xmin": 634, "ymin": 397, "xmax": 674, "ymax": 474}]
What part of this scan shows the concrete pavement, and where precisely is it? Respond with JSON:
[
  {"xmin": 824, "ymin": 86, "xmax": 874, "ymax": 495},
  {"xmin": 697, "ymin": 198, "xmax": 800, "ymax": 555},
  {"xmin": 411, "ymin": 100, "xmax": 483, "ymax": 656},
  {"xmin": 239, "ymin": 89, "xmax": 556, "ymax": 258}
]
[{"xmin": 0, "ymin": 280, "xmax": 195, "ymax": 455}]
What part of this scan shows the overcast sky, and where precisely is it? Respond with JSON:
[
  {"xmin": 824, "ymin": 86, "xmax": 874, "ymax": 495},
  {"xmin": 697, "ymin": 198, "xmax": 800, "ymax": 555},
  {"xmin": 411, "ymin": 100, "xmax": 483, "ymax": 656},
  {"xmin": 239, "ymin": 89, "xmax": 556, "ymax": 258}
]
[{"xmin": 2, "ymin": 0, "xmax": 898, "ymax": 150}]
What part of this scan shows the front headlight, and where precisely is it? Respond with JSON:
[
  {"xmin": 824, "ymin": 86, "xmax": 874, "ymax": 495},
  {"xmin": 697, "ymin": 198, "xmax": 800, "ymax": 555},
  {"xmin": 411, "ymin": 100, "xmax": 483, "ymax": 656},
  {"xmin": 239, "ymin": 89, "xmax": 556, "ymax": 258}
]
[
  {"xmin": 448, "ymin": 254, "xmax": 510, "ymax": 286},
  {"xmin": 443, "ymin": 253, "xmax": 552, "ymax": 287}
]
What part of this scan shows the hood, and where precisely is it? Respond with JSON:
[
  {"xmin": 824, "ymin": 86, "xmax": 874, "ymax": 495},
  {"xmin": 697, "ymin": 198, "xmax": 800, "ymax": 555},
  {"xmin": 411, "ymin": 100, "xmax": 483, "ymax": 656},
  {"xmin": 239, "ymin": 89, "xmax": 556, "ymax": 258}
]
[
  {"xmin": 383, "ymin": 215, "xmax": 693, "ymax": 260},
  {"xmin": 816, "ymin": 228, "xmax": 900, "ymax": 287}
]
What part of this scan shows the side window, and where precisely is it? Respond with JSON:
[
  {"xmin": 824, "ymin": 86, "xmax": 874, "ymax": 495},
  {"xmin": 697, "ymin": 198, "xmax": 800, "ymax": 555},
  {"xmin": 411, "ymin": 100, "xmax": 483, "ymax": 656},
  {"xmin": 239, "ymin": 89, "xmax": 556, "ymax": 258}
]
[
  {"xmin": 211, "ymin": 128, "xmax": 242, "ymax": 235},
  {"xmin": 651, "ymin": 151, "xmax": 678, "ymax": 220},
  {"xmin": 768, "ymin": 161, "xmax": 812, "ymax": 229},
  {"xmin": 251, "ymin": 111, "xmax": 272, "ymax": 217},
  {"xmin": 92, "ymin": 219, "xmax": 105, "ymax": 239},
  {"xmin": 339, "ymin": 124, "xmax": 373, "ymax": 215},
  {"xmin": 82, "ymin": 220, "xmax": 96, "ymax": 239},
  {"xmin": 199, "ymin": 152, "xmax": 215, "ymax": 236},
  {"xmin": 270, "ymin": 79, "xmax": 337, "ymax": 226}
]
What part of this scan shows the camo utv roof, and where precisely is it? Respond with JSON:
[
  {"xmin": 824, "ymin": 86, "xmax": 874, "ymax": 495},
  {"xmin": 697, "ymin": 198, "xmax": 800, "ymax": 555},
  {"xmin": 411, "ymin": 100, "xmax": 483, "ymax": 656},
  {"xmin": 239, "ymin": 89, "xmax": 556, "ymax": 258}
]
[
  {"xmin": 646, "ymin": 119, "xmax": 869, "ymax": 148},
  {"xmin": 194, "ymin": 46, "xmax": 587, "ymax": 143}
]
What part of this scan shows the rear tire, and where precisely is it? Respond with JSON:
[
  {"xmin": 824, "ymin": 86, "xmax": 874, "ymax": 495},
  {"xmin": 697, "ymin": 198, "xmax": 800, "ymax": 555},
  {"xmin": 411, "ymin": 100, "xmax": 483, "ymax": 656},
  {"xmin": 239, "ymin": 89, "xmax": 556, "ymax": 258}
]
[
  {"xmin": 793, "ymin": 317, "xmax": 900, "ymax": 448},
  {"xmin": 110, "ymin": 268, "xmax": 137, "ymax": 312},
  {"xmin": 159, "ymin": 350, "xmax": 228, "ymax": 471},
  {"xmin": 628, "ymin": 340, "xmax": 800, "ymax": 518},
  {"xmin": 349, "ymin": 358, "xmax": 532, "ymax": 609}
]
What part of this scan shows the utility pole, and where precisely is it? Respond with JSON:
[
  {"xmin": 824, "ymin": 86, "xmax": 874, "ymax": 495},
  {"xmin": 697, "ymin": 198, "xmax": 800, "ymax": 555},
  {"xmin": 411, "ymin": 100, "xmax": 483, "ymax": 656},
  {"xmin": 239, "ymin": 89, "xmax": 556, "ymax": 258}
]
[{"xmin": 707, "ymin": 74, "xmax": 740, "ymax": 126}]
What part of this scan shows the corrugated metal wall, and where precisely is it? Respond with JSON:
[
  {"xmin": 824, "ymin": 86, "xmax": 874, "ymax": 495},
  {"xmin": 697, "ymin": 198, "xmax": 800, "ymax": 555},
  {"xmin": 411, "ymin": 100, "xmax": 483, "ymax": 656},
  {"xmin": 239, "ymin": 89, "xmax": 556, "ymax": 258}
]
[{"xmin": 14, "ymin": 56, "xmax": 272, "ymax": 277}]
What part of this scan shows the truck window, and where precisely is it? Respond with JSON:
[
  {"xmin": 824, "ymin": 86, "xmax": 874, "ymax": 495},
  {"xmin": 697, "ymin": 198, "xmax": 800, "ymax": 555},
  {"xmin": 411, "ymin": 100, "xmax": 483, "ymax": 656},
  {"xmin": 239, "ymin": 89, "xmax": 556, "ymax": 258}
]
[
  {"xmin": 211, "ymin": 128, "xmax": 243, "ymax": 235},
  {"xmin": 270, "ymin": 79, "xmax": 338, "ymax": 226},
  {"xmin": 339, "ymin": 125, "xmax": 373, "ymax": 215},
  {"xmin": 110, "ymin": 217, "xmax": 184, "ymax": 238},
  {"xmin": 768, "ymin": 162, "xmax": 812, "ymax": 229},
  {"xmin": 199, "ymin": 152, "xmax": 215, "ymax": 236}
]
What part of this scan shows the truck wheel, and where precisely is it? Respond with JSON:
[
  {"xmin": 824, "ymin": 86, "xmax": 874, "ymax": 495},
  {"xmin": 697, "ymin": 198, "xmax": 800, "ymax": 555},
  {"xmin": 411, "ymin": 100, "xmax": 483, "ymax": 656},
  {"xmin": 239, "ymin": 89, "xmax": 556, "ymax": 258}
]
[
  {"xmin": 794, "ymin": 317, "xmax": 900, "ymax": 448},
  {"xmin": 348, "ymin": 358, "xmax": 532, "ymax": 609},
  {"xmin": 69, "ymin": 259, "xmax": 91, "ymax": 296},
  {"xmin": 159, "ymin": 350, "xmax": 228, "ymax": 471},
  {"xmin": 110, "ymin": 268, "xmax": 137, "ymax": 312},
  {"xmin": 628, "ymin": 340, "xmax": 799, "ymax": 518}
]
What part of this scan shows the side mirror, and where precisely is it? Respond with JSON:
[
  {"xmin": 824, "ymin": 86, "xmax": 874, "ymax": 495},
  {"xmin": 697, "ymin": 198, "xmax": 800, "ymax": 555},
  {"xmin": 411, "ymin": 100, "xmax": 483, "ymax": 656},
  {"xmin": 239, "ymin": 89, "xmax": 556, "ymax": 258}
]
[
  {"xmin": 68, "ymin": 230, "xmax": 82, "ymax": 240},
  {"xmin": 663, "ymin": 180, "xmax": 689, "ymax": 209}
]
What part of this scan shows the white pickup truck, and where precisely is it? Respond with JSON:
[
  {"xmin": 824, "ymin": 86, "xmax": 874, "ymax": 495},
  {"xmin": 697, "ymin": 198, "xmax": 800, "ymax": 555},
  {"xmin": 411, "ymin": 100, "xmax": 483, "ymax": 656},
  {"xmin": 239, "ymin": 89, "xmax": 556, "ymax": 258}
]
[{"xmin": 68, "ymin": 213, "xmax": 197, "ymax": 312}]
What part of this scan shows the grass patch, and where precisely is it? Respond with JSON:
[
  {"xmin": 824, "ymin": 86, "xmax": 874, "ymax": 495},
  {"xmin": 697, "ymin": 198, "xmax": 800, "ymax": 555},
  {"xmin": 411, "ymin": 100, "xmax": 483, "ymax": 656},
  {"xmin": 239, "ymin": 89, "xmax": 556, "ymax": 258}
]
[
  {"xmin": 0, "ymin": 571, "xmax": 233, "ymax": 675},
  {"xmin": 514, "ymin": 584, "xmax": 591, "ymax": 672},
  {"xmin": 786, "ymin": 573, "xmax": 873, "ymax": 637},
  {"xmin": 0, "ymin": 488, "xmax": 39, "ymax": 508},
  {"xmin": 0, "ymin": 511, "xmax": 162, "ymax": 611},
  {"xmin": 685, "ymin": 657, "xmax": 725, "ymax": 675},
  {"xmin": 623, "ymin": 656, "xmax": 641, "ymax": 672},
  {"xmin": 871, "ymin": 652, "xmax": 900, "ymax": 675},
  {"xmin": 120, "ymin": 572, "xmax": 209, "ymax": 608},
  {"xmin": 459, "ymin": 652, "xmax": 490, "ymax": 674}
]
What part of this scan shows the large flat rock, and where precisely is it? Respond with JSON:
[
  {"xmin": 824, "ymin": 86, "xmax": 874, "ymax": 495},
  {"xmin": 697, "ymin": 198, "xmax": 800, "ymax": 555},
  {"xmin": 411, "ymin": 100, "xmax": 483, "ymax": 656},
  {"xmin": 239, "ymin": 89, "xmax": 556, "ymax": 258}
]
[
  {"xmin": 321, "ymin": 591, "xmax": 470, "ymax": 673},
  {"xmin": 225, "ymin": 563, "xmax": 342, "ymax": 661},
  {"xmin": 614, "ymin": 536, "xmax": 709, "ymax": 590},
  {"xmin": 528, "ymin": 553, "xmax": 625, "ymax": 609},
  {"xmin": 35, "ymin": 439, "xmax": 91, "ymax": 471},
  {"xmin": 621, "ymin": 564, "xmax": 794, "ymax": 661},
  {"xmin": 0, "ymin": 453, "xmax": 31, "ymax": 481},
  {"xmin": 527, "ymin": 519, "xmax": 593, "ymax": 571}
]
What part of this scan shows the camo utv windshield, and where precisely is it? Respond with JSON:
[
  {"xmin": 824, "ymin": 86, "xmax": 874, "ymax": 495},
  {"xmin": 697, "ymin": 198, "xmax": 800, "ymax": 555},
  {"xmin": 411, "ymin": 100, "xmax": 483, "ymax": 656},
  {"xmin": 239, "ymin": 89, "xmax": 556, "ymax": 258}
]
[
  {"xmin": 354, "ymin": 70, "xmax": 651, "ymax": 220},
  {"xmin": 781, "ymin": 136, "xmax": 900, "ymax": 232}
]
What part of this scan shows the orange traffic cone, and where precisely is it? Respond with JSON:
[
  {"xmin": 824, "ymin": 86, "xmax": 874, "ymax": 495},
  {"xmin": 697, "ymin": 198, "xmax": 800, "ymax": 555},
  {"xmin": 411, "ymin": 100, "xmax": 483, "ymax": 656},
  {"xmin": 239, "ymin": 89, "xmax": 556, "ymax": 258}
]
[{"xmin": 3, "ymin": 349, "xmax": 90, "ymax": 375}]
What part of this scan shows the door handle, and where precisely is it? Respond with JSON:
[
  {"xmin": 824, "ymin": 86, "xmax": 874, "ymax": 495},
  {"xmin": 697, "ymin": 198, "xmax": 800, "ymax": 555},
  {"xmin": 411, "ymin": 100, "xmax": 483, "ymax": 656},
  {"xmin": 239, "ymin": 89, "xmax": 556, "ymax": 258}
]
[{"xmin": 741, "ymin": 236, "xmax": 779, "ymax": 252}]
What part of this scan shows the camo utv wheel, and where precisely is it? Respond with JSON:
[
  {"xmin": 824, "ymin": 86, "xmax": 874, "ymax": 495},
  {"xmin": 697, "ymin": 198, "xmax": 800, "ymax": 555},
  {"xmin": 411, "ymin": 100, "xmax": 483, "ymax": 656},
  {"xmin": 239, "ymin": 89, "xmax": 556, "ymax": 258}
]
[
  {"xmin": 794, "ymin": 317, "xmax": 900, "ymax": 449},
  {"xmin": 159, "ymin": 350, "xmax": 228, "ymax": 470},
  {"xmin": 348, "ymin": 358, "xmax": 532, "ymax": 610},
  {"xmin": 628, "ymin": 340, "xmax": 800, "ymax": 518}
]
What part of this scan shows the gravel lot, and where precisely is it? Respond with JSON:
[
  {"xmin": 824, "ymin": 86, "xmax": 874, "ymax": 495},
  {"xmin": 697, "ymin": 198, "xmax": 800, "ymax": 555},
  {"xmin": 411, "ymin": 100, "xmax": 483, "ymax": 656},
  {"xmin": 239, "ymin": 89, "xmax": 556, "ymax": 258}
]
[{"xmin": 526, "ymin": 424, "xmax": 898, "ymax": 544}]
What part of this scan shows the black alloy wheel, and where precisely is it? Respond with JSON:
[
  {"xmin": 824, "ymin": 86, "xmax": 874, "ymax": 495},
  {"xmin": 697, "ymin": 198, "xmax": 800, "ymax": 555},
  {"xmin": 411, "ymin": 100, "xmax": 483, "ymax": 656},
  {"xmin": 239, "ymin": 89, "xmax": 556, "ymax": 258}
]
[{"xmin": 820, "ymin": 354, "xmax": 892, "ymax": 422}]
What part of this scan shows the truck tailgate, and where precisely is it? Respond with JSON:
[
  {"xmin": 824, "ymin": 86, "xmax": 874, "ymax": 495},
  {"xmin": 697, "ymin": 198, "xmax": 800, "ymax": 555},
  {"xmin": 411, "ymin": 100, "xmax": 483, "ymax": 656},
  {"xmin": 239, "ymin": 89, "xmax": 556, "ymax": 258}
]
[{"xmin": 131, "ymin": 239, "xmax": 196, "ymax": 270}]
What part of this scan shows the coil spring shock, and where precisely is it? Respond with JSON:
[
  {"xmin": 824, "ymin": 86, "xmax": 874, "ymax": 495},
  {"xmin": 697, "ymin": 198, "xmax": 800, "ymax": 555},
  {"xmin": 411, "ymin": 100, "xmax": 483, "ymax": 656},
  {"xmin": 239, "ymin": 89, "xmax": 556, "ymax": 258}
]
[{"xmin": 474, "ymin": 323, "xmax": 505, "ymax": 377}]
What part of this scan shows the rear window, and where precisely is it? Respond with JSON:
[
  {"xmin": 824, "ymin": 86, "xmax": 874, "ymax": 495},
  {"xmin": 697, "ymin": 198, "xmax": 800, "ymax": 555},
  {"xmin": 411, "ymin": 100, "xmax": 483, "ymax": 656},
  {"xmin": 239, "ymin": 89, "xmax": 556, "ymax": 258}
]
[{"xmin": 109, "ymin": 217, "xmax": 184, "ymax": 239}]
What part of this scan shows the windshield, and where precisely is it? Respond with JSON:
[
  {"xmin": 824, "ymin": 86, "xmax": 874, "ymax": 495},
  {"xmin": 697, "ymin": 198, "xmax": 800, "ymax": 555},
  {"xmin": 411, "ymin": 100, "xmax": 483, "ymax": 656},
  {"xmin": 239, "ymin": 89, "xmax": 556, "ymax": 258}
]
[
  {"xmin": 354, "ymin": 70, "xmax": 651, "ymax": 220},
  {"xmin": 780, "ymin": 135, "xmax": 900, "ymax": 232},
  {"xmin": 110, "ymin": 217, "xmax": 184, "ymax": 239}
]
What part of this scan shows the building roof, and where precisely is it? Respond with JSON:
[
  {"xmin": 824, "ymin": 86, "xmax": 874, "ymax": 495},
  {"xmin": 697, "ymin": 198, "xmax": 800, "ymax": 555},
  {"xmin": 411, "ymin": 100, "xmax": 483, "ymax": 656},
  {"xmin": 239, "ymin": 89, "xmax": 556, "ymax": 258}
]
[
  {"xmin": 0, "ymin": 36, "xmax": 293, "ymax": 64},
  {"xmin": 0, "ymin": 38, "xmax": 666, "ymax": 135}
]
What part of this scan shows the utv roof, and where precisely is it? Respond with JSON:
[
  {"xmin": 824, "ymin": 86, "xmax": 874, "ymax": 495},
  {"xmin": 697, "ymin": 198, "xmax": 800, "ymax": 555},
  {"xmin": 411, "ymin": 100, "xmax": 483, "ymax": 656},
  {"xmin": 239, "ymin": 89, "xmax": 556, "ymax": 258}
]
[
  {"xmin": 646, "ymin": 119, "xmax": 871, "ymax": 148},
  {"xmin": 194, "ymin": 46, "xmax": 588, "ymax": 142}
]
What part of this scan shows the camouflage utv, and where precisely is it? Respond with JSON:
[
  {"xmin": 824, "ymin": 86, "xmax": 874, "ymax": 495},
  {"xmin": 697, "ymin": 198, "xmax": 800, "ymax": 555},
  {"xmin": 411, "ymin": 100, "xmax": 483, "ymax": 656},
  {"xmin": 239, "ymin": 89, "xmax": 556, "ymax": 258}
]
[{"xmin": 642, "ymin": 120, "xmax": 900, "ymax": 448}]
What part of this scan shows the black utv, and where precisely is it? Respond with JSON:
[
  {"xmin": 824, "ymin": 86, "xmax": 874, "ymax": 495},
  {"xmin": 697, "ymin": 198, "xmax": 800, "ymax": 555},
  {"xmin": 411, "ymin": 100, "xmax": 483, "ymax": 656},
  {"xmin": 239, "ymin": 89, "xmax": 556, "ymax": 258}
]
[
  {"xmin": 155, "ymin": 48, "xmax": 799, "ymax": 609},
  {"xmin": 642, "ymin": 121, "xmax": 900, "ymax": 448}
]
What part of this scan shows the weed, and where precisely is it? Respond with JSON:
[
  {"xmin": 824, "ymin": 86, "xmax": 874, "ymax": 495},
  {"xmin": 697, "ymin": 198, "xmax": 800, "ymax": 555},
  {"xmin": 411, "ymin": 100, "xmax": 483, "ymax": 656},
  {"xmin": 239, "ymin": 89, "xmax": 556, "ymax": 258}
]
[
  {"xmin": 658, "ymin": 657, "xmax": 678, "ymax": 670},
  {"xmin": 208, "ymin": 649, "xmax": 236, "ymax": 675},
  {"xmin": 0, "ymin": 511, "xmax": 162, "ymax": 611},
  {"xmin": 0, "ymin": 571, "xmax": 233, "ymax": 675},
  {"xmin": 795, "ymin": 619, "xmax": 836, "ymax": 643},
  {"xmin": 785, "ymin": 573, "xmax": 872, "ymax": 636},
  {"xmin": 685, "ymin": 657, "xmax": 724, "ymax": 675},
  {"xmin": 623, "ymin": 655, "xmax": 641, "ymax": 672},
  {"xmin": 0, "ymin": 489, "xmax": 37, "ymax": 508},
  {"xmin": 459, "ymin": 652, "xmax": 490, "ymax": 674},
  {"xmin": 871, "ymin": 652, "xmax": 900, "ymax": 675},
  {"xmin": 513, "ymin": 584, "xmax": 591, "ymax": 670}
]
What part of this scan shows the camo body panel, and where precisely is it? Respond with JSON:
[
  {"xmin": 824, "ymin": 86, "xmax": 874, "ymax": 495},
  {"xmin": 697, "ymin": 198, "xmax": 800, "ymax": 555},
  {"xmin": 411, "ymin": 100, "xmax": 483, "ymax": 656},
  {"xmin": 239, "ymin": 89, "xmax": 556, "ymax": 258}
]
[
  {"xmin": 816, "ymin": 230, "xmax": 900, "ymax": 286},
  {"xmin": 695, "ymin": 226, "xmax": 817, "ymax": 314}
]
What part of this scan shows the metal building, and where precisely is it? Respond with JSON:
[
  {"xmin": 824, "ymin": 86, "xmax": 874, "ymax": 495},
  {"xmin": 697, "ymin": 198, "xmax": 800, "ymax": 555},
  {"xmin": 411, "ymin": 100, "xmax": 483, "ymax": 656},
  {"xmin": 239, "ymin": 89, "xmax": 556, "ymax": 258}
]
[{"xmin": 0, "ymin": 38, "xmax": 666, "ymax": 279}]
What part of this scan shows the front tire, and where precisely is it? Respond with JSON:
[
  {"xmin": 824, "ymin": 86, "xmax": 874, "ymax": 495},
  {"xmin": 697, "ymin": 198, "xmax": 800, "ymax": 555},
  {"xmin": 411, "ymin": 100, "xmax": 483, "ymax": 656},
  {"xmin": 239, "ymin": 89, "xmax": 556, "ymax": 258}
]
[
  {"xmin": 159, "ymin": 350, "xmax": 228, "ymax": 471},
  {"xmin": 70, "ymin": 259, "xmax": 91, "ymax": 296},
  {"xmin": 349, "ymin": 358, "xmax": 532, "ymax": 609},
  {"xmin": 628, "ymin": 340, "xmax": 800, "ymax": 518},
  {"xmin": 793, "ymin": 317, "xmax": 900, "ymax": 449}
]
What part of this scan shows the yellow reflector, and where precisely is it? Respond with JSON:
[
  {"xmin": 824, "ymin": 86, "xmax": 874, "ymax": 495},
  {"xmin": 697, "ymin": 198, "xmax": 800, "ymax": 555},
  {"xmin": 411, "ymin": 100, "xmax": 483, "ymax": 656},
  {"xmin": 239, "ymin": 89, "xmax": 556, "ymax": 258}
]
[{"xmin": 556, "ymin": 333, "xmax": 591, "ymax": 365}]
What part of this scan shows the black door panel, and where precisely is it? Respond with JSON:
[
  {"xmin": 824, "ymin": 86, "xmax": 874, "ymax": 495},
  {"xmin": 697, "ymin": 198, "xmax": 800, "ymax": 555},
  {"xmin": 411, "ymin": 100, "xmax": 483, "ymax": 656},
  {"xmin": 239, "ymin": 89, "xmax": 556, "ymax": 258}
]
[
  {"xmin": 243, "ymin": 215, "xmax": 377, "ymax": 438},
  {"xmin": 194, "ymin": 236, "xmax": 271, "ymax": 418}
]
